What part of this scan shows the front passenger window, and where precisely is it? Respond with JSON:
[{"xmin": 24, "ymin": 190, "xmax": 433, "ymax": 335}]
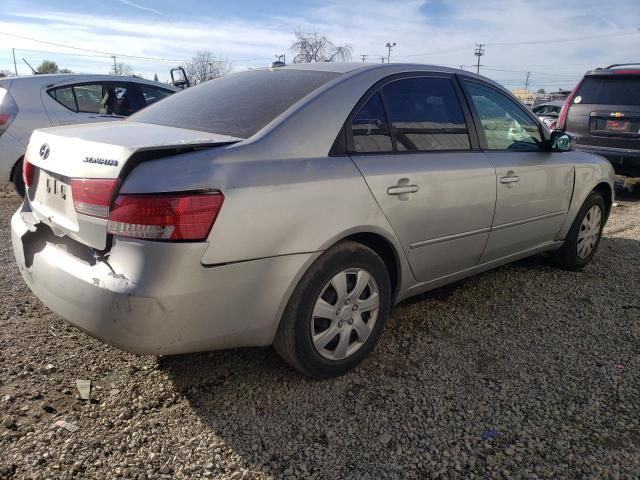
[{"xmin": 464, "ymin": 81, "xmax": 542, "ymax": 151}]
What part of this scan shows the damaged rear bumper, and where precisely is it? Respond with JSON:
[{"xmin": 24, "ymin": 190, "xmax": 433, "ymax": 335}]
[{"xmin": 11, "ymin": 208, "xmax": 317, "ymax": 355}]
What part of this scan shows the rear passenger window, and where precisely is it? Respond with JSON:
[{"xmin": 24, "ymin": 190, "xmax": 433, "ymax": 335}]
[
  {"xmin": 74, "ymin": 84, "xmax": 103, "ymax": 113},
  {"xmin": 382, "ymin": 77, "xmax": 470, "ymax": 151},
  {"xmin": 350, "ymin": 93, "xmax": 394, "ymax": 153},
  {"xmin": 49, "ymin": 87, "xmax": 77, "ymax": 111}
]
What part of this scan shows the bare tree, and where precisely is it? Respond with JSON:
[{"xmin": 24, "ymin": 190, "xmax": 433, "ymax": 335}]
[
  {"xmin": 289, "ymin": 30, "xmax": 352, "ymax": 63},
  {"xmin": 184, "ymin": 50, "xmax": 233, "ymax": 85},
  {"xmin": 110, "ymin": 62, "xmax": 133, "ymax": 76}
]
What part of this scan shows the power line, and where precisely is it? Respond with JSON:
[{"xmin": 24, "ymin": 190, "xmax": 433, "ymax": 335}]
[
  {"xmin": 1, "ymin": 32, "xmax": 274, "ymax": 64},
  {"xmin": 391, "ymin": 30, "xmax": 639, "ymax": 60},
  {"xmin": 0, "ymin": 31, "xmax": 186, "ymax": 62},
  {"xmin": 396, "ymin": 46, "xmax": 472, "ymax": 58},
  {"xmin": 485, "ymin": 30, "xmax": 640, "ymax": 46}
]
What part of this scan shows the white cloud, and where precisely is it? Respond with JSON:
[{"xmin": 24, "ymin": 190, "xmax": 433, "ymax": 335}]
[{"xmin": 0, "ymin": 0, "xmax": 638, "ymax": 88}]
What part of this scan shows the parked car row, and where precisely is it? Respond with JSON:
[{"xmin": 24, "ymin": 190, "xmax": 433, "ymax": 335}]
[
  {"xmin": 0, "ymin": 74, "xmax": 178, "ymax": 195},
  {"xmin": 11, "ymin": 63, "xmax": 613, "ymax": 377}
]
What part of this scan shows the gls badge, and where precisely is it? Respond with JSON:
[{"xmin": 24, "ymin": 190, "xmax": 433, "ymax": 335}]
[{"xmin": 83, "ymin": 157, "xmax": 119, "ymax": 167}]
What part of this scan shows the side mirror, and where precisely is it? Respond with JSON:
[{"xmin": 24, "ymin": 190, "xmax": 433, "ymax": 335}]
[{"xmin": 550, "ymin": 131, "xmax": 574, "ymax": 152}]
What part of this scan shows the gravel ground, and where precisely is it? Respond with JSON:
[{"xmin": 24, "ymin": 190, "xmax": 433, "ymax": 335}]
[{"xmin": 1, "ymin": 183, "xmax": 639, "ymax": 480}]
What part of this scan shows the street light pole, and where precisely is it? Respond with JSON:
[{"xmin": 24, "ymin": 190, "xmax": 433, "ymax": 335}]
[{"xmin": 386, "ymin": 42, "xmax": 396, "ymax": 63}]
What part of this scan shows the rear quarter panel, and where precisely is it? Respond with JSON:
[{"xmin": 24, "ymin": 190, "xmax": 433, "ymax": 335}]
[
  {"xmin": 5, "ymin": 81, "xmax": 52, "ymax": 145},
  {"xmin": 120, "ymin": 148, "xmax": 408, "ymax": 268}
]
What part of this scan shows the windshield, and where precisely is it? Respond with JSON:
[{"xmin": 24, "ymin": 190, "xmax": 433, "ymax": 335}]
[{"xmin": 130, "ymin": 69, "xmax": 341, "ymax": 138}]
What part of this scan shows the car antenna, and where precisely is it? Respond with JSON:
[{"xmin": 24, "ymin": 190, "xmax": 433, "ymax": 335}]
[{"xmin": 22, "ymin": 58, "xmax": 37, "ymax": 74}]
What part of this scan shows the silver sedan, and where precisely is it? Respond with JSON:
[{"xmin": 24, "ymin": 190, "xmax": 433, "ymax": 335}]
[{"xmin": 11, "ymin": 63, "xmax": 614, "ymax": 377}]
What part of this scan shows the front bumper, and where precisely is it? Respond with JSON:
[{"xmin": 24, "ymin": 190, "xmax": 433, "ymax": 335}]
[
  {"xmin": 11, "ymin": 209, "xmax": 317, "ymax": 355},
  {"xmin": 576, "ymin": 144, "xmax": 640, "ymax": 177}
]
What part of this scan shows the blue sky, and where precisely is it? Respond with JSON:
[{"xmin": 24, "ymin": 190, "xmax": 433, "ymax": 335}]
[{"xmin": 0, "ymin": 0, "xmax": 638, "ymax": 90}]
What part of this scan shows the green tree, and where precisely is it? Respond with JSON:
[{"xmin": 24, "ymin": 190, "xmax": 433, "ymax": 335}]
[
  {"xmin": 153, "ymin": 73, "xmax": 159, "ymax": 82},
  {"xmin": 36, "ymin": 60, "xmax": 59, "ymax": 74}
]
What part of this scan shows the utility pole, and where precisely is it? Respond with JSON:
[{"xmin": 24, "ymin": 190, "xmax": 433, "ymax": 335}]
[
  {"xmin": 524, "ymin": 71, "xmax": 532, "ymax": 90},
  {"xmin": 381, "ymin": 56, "xmax": 386, "ymax": 64},
  {"xmin": 385, "ymin": 42, "xmax": 396, "ymax": 63},
  {"xmin": 111, "ymin": 55, "xmax": 118, "ymax": 75},
  {"xmin": 474, "ymin": 43, "xmax": 485, "ymax": 74},
  {"xmin": 12, "ymin": 48, "xmax": 17, "ymax": 76},
  {"xmin": 360, "ymin": 54, "xmax": 368, "ymax": 63}
]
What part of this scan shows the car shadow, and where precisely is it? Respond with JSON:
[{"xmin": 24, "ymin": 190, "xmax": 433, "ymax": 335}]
[{"xmin": 159, "ymin": 235, "xmax": 640, "ymax": 477}]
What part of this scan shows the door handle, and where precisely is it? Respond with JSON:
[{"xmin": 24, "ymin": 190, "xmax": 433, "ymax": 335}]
[
  {"xmin": 387, "ymin": 185, "xmax": 420, "ymax": 195},
  {"xmin": 500, "ymin": 171, "xmax": 520, "ymax": 185}
]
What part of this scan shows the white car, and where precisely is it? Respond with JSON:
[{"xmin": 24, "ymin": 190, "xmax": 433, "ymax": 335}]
[{"xmin": 0, "ymin": 74, "xmax": 179, "ymax": 195}]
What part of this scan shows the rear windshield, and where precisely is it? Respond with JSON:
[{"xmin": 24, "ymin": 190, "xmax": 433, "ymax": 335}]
[
  {"xmin": 576, "ymin": 77, "xmax": 640, "ymax": 105},
  {"xmin": 130, "ymin": 69, "xmax": 340, "ymax": 138}
]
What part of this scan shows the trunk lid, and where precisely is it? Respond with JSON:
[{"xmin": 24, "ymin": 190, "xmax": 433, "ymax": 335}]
[{"xmin": 24, "ymin": 121, "xmax": 241, "ymax": 250}]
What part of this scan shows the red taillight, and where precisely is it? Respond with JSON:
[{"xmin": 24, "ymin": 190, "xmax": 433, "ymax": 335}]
[
  {"xmin": 557, "ymin": 78, "xmax": 584, "ymax": 131},
  {"xmin": 107, "ymin": 193, "xmax": 224, "ymax": 241},
  {"xmin": 70, "ymin": 178, "xmax": 119, "ymax": 218},
  {"xmin": 22, "ymin": 158, "xmax": 36, "ymax": 188},
  {"xmin": 0, "ymin": 87, "xmax": 18, "ymax": 135}
]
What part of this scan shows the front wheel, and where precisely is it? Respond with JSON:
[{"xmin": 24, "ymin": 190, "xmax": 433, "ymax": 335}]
[
  {"xmin": 555, "ymin": 191, "xmax": 606, "ymax": 270},
  {"xmin": 274, "ymin": 241, "xmax": 391, "ymax": 378}
]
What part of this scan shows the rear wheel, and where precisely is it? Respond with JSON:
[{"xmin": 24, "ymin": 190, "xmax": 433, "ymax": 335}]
[
  {"xmin": 11, "ymin": 159, "xmax": 25, "ymax": 197},
  {"xmin": 555, "ymin": 191, "xmax": 605, "ymax": 270},
  {"xmin": 274, "ymin": 241, "xmax": 391, "ymax": 378}
]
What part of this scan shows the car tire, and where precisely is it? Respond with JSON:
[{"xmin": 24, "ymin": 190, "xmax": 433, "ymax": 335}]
[
  {"xmin": 12, "ymin": 159, "xmax": 25, "ymax": 197},
  {"xmin": 555, "ymin": 191, "xmax": 606, "ymax": 270},
  {"xmin": 274, "ymin": 241, "xmax": 391, "ymax": 378}
]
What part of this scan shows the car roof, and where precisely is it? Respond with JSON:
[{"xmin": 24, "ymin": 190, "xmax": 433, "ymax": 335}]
[
  {"xmin": 6, "ymin": 73, "xmax": 180, "ymax": 90},
  {"xmin": 278, "ymin": 62, "xmax": 505, "ymax": 89},
  {"xmin": 282, "ymin": 62, "xmax": 471, "ymax": 76},
  {"xmin": 586, "ymin": 63, "xmax": 640, "ymax": 76}
]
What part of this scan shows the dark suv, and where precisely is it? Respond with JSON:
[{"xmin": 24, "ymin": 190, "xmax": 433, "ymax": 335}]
[{"xmin": 558, "ymin": 63, "xmax": 640, "ymax": 178}]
